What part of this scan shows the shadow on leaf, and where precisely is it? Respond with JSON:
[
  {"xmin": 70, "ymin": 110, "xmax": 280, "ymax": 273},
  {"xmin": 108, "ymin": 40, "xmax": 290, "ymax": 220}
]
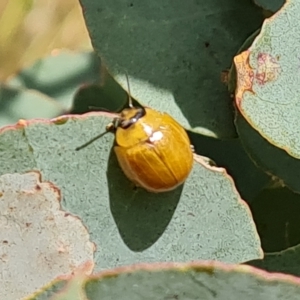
[{"xmin": 107, "ymin": 148, "xmax": 183, "ymax": 252}]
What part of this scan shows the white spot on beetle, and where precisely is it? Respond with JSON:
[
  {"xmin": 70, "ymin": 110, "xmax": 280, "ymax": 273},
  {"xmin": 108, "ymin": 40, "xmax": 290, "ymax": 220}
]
[{"xmin": 149, "ymin": 131, "xmax": 163, "ymax": 142}]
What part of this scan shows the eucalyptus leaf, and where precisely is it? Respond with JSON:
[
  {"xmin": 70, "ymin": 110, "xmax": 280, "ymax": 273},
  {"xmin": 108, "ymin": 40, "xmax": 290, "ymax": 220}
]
[
  {"xmin": 28, "ymin": 262, "xmax": 300, "ymax": 300},
  {"xmin": 227, "ymin": 29, "xmax": 261, "ymax": 95},
  {"xmin": 248, "ymin": 244, "xmax": 300, "ymax": 277},
  {"xmin": 0, "ymin": 113, "xmax": 262, "ymax": 272},
  {"xmin": 188, "ymin": 131, "xmax": 270, "ymax": 203},
  {"xmin": 253, "ymin": 0, "xmax": 285, "ymax": 13},
  {"xmin": 234, "ymin": 0, "xmax": 300, "ymax": 159},
  {"xmin": 236, "ymin": 113, "xmax": 300, "ymax": 194},
  {"xmin": 7, "ymin": 50, "xmax": 102, "ymax": 111},
  {"xmin": 0, "ymin": 85, "xmax": 64, "ymax": 127},
  {"xmin": 250, "ymin": 186, "xmax": 300, "ymax": 252},
  {"xmin": 80, "ymin": 0, "xmax": 263, "ymax": 138}
]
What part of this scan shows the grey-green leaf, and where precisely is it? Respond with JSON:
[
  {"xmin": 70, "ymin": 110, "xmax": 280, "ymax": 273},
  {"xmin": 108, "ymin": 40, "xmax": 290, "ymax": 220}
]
[
  {"xmin": 248, "ymin": 244, "xmax": 300, "ymax": 277},
  {"xmin": 234, "ymin": 0, "xmax": 300, "ymax": 159},
  {"xmin": 80, "ymin": 0, "xmax": 264, "ymax": 138},
  {"xmin": 28, "ymin": 262, "xmax": 300, "ymax": 300},
  {"xmin": 236, "ymin": 113, "xmax": 300, "ymax": 194},
  {"xmin": 0, "ymin": 85, "xmax": 64, "ymax": 127},
  {"xmin": 7, "ymin": 50, "xmax": 102, "ymax": 111},
  {"xmin": 253, "ymin": 0, "xmax": 285, "ymax": 13},
  {"xmin": 0, "ymin": 113, "xmax": 262, "ymax": 271}
]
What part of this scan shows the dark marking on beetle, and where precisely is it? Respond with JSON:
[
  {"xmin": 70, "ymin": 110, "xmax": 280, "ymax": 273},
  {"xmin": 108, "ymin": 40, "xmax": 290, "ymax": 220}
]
[{"xmin": 120, "ymin": 107, "xmax": 146, "ymax": 129}]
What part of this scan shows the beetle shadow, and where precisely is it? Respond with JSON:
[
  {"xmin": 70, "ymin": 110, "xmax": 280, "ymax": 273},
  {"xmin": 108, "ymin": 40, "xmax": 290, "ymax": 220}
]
[{"xmin": 107, "ymin": 148, "xmax": 183, "ymax": 252}]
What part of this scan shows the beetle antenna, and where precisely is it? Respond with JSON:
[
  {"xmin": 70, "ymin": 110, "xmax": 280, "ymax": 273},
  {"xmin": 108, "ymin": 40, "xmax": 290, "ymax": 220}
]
[
  {"xmin": 75, "ymin": 130, "xmax": 110, "ymax": 151},
  {"xmin": 125, "ymin": 72, "xmax": 133, "ymax": 108}
]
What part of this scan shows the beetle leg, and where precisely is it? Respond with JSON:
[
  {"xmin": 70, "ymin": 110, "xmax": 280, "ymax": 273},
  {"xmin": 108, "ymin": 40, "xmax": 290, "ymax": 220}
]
[{"xmin": 106, "ymin": 122, "xmax": 116, "ymax": 132}]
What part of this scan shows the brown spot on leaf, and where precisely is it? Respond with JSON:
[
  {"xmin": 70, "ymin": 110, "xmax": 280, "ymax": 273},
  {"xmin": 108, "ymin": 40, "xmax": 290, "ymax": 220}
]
[
  {"xmin": 234, "ymin": 50, "xmax": 255, "ymax": 107},
  {"xmin": 255, "ymin": 53, "xmax": 281, "ymax": 86}
]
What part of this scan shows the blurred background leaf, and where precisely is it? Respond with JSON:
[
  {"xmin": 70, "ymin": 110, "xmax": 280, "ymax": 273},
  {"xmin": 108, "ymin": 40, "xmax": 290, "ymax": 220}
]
[
  {"xmin": 0, "ymin": 85, "xmax": 65, "ymax": 127},
  {"xmin": 7, "ymin": 50, "xmax": 102, "ymax": 110},
  {"xmin": 0, "ymin": 0, "xmax": 91, "ymax": 82}
]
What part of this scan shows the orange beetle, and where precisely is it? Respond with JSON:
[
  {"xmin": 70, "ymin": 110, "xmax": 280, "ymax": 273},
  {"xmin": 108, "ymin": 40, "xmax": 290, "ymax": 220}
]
[
  {"xmin": 76, "ymin": 76, "xmax": 194, "ymax": 193},
  {"xmin": 114, "ymin": 105, "xmax": 193, "ymax": 192}
]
